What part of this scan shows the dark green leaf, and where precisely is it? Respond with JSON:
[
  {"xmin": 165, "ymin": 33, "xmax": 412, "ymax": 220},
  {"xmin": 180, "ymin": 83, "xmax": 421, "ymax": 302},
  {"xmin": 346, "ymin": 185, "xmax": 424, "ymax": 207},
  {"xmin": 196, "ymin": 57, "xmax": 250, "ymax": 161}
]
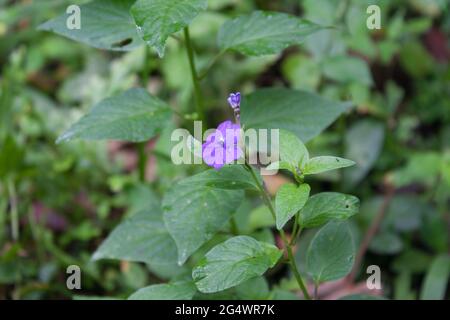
[
  {"xmin": 218, "ymin": 11, "xmax": 322, "ymax": 56},
  {"xmin": 56, "ymin": 88, "xmax": 172, "ymax": 143},
  {"xmin": 163, "ymin": 173, "xmax": 244, "ymax": 265},
  {"xmin": 131, "ymin": 0, "xmax": 208, "ymax": 57},
  {"xmin": 181, "ymin": 165, "xmax": 261, "ymax": 191},
  {"xmin": 92, "ymin": 209, "xmax": 178, "ymax": 267},
  {"xmin": 299, "ymin": 192, "xmax": 359, "ymax": 228},
  {"xmin": 306, "ymin": 221, "xmax": 355, "ymax": 284},
  {"xmin": 38, "ymin": 0, "xmax": 144, "ymax": 51},
  {"xmin": 192, "ymin": 236, "xmax": 282, "ymax": 293},
  {"xmin": 128, "ymin": 281, "xmax": 197, "ymax": 300},
  {"xmin": 241, "ymin": 88, "xmax": 352, "ymax": 143}
]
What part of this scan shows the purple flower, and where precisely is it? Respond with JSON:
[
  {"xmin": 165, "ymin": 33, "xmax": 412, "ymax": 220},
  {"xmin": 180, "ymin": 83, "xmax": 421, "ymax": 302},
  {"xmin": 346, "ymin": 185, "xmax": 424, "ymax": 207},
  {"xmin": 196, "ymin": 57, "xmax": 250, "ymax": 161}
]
[
  {"xmin": 227, "ymin": 92, "xmax": 241, "ymax": 109},
  {"xmin": 202, "ymin": 120, "xmax": 243, "ymax": 169}
]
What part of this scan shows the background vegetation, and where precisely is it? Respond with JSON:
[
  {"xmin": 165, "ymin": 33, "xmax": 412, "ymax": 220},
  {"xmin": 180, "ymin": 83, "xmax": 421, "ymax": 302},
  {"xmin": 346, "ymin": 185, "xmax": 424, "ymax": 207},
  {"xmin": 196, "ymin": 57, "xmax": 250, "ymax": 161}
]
[{"xmin": 0, "ymin": 0, "xmax": 449, "ymax": 300}]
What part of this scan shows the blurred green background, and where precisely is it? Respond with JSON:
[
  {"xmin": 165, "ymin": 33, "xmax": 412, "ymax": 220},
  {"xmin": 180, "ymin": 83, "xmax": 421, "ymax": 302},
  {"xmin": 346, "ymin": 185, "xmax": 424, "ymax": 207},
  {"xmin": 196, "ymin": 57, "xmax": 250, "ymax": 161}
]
[{"xmin": 0, "ymin": 0, "xmax": 449, "ymax": 300}]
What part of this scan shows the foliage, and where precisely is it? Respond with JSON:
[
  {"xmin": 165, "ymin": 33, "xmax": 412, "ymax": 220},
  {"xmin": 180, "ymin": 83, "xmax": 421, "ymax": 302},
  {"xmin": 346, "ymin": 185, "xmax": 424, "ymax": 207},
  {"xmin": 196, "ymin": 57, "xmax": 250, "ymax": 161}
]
[{"xmin": 0, "ymin": 0, "xmax": 449, "ymax": 301}]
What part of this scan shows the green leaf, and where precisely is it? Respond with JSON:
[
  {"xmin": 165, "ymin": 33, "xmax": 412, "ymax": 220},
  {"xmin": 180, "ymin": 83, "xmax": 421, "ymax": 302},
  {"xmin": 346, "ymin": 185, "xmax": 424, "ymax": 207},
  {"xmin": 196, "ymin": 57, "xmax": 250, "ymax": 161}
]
[
  {"xmin": 299, "ymin": 192, "xmax": 359, "ymax": 228},
  {"xmin": 420, "ymin": 255, "xmax": 450, "ymax": 300},
  {"xmin": 241, "ymin": 88, "xmax": 352, "ymax": 143},
  {"xmin": 92, "ymin": 209, "xmax": 178, "ymax": 267},
  {"xmin": 304, "ymin": 156, "xmax": 355, "ymax": 175},
  {"xmin": 131, "ymin": 0, "xmax": 208, "ymax": 57},
  {"xmin": 182, "ymin": 165, "xmax": 261, "ymax": 191},
  {"xmin": 128, "ymin": 281, "xmax": 197, "ymax": 300},
  {"xmin": 306, "ymin": 221, "xmax": 355, "ymax": 284},
  {"xmin": 343, "ymin": 120, "xmax": 384, "ymax": 188},
  {"xmin": 218, "ymin": 11, "xmax": 322, "ymax": 56},
  {"xmin": 275, "ymin": 183, "xmax": 310, "ymax": 230},
  {"xmin": 192, "ymin": 236, "xmax": 282, "ymax": 293},
  {"xmin": 163, "ymin": 172, "xmax": 244, "ymax": 265},
  {"xmin": 56, "ymin": 88, "xmax": 172, "ymax": 143},
  {"xmin": 38, "ymin": 0, "xmax": 144, "ymax": 51},
  {"xmin": 278, "ymin": 130, "xmax": 309, "ymax": 170}
]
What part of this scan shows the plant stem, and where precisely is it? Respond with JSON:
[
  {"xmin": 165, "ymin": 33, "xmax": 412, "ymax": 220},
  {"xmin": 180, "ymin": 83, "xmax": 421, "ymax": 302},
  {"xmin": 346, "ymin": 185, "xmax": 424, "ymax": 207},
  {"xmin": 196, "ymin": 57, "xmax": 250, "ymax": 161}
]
[
  {"xmin": 183, "ymin": 27, "xmax": 204, "ymax": 121},
  {"xmin": 137, "ymin": 142, "xmax": 147, "ymax": 182},
  {"xmin": 7, "ymin": 178, "xmax": 18, "ymax": 241},
  {"xmin": 230, "ymin": 216, "xmax": 239, "ymax": 235},
  {"xmin": 245, "ymin": 164, "xmax": 311, "ymax": 300}
]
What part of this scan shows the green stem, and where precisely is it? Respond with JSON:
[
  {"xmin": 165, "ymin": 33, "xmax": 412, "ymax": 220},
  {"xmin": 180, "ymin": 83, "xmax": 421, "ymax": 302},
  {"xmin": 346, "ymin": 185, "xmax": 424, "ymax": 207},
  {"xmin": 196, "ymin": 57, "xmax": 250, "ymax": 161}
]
[
  {"xmin": 137, "ymin": 142, "xmax": 147, "ymax": 182},
  {"xmin": 230, "ymin": 216, "xmax": 239, "ymax": 235},
  {"xmin": 245, "ymin": 164, "xmax": 311, "ymax": 300},
  {"xmin": 183, "ymin": 27, "xmax": 204, "ymax": 122},
  {"xmin": 7, "ymin": 178, "xmax": 18, "ymax": 241}
]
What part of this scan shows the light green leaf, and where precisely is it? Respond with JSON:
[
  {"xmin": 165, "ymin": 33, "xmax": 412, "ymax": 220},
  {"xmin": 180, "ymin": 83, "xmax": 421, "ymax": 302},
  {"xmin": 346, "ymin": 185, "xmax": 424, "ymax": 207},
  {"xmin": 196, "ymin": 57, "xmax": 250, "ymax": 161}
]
[
  {"xmin": 278, "ymin": 130, "xmax": 309, "ymax": 170},
  {"xmin": 163, "ymin": 172, "xmax": 244, "ymax": 265},
  {"xmin": 181, "ymin": 165, "xmax": 261, "ymax": 191},
  {"xmin": 299, "ymin": 192, "xmax": 359, "ymax": 228},
  {"xmin": 56, "ymin": 88, "xmax": 172, "ymax": 143},
  {"xmin": 275, "ymin": 183, "xmax": 310, "ymax": 230},
  {"xmin": 306, "ymin": 221, "xmax": 355, "ymax": 284},
  {"xmin": 266, "ymin": 161, "xmax": 293, "ymax": 172},
  {"xmin": 304, "ymin": 156, "xmax": 355, "ymax": 175},
  {"xmin": 92, "ymin": 209, "xmax": 178, "ymax": 267},
  {"xmin": 241, "ymin": 88, "xmax": 352, "ymax": 143},
  {"xmin": 128, "ymin": 281, "xmax": 197, "ymax": 300},
  {"xmin": 192, "ymin": 236, "xmax": 282, "ymax": 293},
  {"xmin": 420, "ymin": 255, "xmax": 450, "ymax": 300},
  {"xmin": 218, "ymin": 11, "xmax": 322, "ymax": 56},
  {"xmin": 38, "ymin": 0, "xmax": 144, "ymax": 51},
  {"xmin": 131, "ymin": 0, "xmax": 208, "ymax": 57}
]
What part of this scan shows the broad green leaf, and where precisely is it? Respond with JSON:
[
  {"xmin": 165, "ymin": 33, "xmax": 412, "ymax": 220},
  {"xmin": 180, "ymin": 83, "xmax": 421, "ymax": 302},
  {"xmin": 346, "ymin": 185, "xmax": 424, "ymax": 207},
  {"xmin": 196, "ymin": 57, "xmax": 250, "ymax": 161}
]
[
  {"xmin": 306, "ymin": 221, "xmax": 355, "ymax": 284},
  {"xmin": 38, "ymin": 0, "xmax": 144, "ymax": 51},
  {"xmin": 278, "ymin": 130, "xmax": 309, "ymax": 169},
  {"xmin": 192, "ymin": 236, "xmax": 282, "ymax": 293},
  {"xmin": 163, "ymin": 173, "xmax": 244, "ymax": 265},
  {"xmin": 343, "ymin": 120, "xmax": 384, "ymax": 188},
  {"xmin": 131, "ymin": 0, "xmax": 208, "ymax": 57},
  {"xmin": 92, "ymin": 209, "xmax": 178, "ymax": 267},
  {"xmin": 56, "ymin": 88, "xmax": 172, "ymax": 143},
  {"xmin": 241, "ymin": 88, "xmax": 352, "ymax": 143},
  {"xmin": 218, "ymin": 11, "xmax": 322, "ymax": 56},
  {"xmin": 275, "ymin": 183, "xmax": 310, "ymax": 230},
  {"xmin": 235, "ymin": 277, "xmax": 270, "ymax": 300},
  {"xmin": 181, "ymin": 165, "xmax": 261, "ymax": 191},
  {"xmin": 304, "ymin": 156, "xmax": 355, "ymax": 175},
  {"xmin": 420, "ymin": 255, "xmax": 450, "ymax": 300},
  {"xmin": 299, "ymin": 192, "xmax": 359, "ymax": 228},
  {"xmin": 128, "ymin": 281, "xmax": 197, "ymax": 300}
]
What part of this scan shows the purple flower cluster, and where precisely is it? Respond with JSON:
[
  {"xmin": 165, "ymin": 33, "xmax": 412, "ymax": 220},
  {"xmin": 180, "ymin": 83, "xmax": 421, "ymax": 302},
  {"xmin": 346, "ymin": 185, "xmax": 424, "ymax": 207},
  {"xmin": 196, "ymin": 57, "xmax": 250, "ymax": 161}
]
[{"xmin": 202, "ymin": 93, "xmax": 243, "ymax": 169}]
